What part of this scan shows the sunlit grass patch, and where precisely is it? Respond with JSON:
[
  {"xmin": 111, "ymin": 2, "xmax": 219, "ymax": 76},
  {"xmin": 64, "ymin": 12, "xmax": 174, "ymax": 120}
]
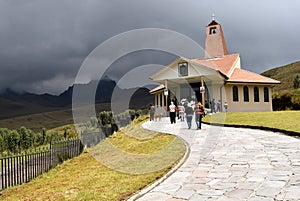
[{"xmin": 203, "ymin": 111, "xmax": 300, "ymax": 133}]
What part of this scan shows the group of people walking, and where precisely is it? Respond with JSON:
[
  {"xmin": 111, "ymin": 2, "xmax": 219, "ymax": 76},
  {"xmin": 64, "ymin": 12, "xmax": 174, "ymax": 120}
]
[
  {"xmin": 150, "ymin": 96, "xmax": 229, "ymax": 130},
  {"xmin": 167, "ymin": 100, "xmax": 205, "ymax": 130}
]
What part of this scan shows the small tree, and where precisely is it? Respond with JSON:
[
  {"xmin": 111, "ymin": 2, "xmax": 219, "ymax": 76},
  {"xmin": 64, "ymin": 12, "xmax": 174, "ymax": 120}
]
[
  {"xmin": 99, "ymin": 111, "xmax": 113, "ymax": 126},
  {"xmin": 18, "ymin": 127, "xmax": 32, "ymax": 150},
  {"xmin": 64, "ymin": 128, "xmax": 68, "ymax": 139},
  {"xmin": 0, "ymin": 135, "xmax": 4, "ymax": 155},
  {"xmin": 293, "ymin": 74, "xmax": 300, "ymax": 89},
  {"xmin": 7, "ymin": 130, "xmax": 20, "ymax": 153},
  {"xmin": 0, "ymin": 128, "xmax": 10, "ymax": 153},
  {"xmin": 42, "ymin": 128, "xmax": 47, "ymax": 144}
]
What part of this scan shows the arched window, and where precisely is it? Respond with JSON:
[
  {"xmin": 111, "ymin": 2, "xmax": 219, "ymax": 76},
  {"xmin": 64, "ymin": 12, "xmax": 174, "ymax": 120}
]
[
  {"xmin": 243, "ymin": 86, "xmax": 249, "ymax": 102},
  {"xmin": 232, "ymin": 86, "xmax": 239, "ymax": 102},
  {"xmin": 264, "ymin": 87, "xmax": 269, "ymax": 102},
  {"xmin": 254, "ymin": 87, "xmax": 259, "ymax": 102}
]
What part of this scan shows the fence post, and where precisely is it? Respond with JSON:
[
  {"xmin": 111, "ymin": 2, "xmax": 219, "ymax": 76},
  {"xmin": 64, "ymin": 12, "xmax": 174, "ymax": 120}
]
[
  {"xmin": 4, "ymin": 157, "xmax": 7, "ymax": 189},
  {"xmin": 1, "ymin": 158, "xmax": 3, "ymax": 190},
  {"xmin": 21, "ymin": 154, "xmax": 24, "ymax": 184},
  {"xmin": 16, "ymin": 155, "xmax": 19, "ymax": 185}
]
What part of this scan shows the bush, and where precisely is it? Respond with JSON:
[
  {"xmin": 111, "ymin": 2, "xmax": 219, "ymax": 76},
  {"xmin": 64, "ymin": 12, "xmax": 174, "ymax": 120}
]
[
  {"xmin": 98, "ymin": 111, "xmax": 114, "ymax": 126},
  {"xmin": 272, "ymin": 89, "xmax": 300, "ymax": 110},
  {"xmin": 18, "ymin": 127, "xmax": 34, "ymax": 150}
]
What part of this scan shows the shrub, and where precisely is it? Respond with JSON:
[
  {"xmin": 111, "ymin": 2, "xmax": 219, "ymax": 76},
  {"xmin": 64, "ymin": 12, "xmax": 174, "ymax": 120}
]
[
  {"xmin": 98, "ymin": 111, "xmax": 114, "ymax": 126},
  {"xmin": 272, "ymin": 89, "xmax": 300, "ymax": 110}
]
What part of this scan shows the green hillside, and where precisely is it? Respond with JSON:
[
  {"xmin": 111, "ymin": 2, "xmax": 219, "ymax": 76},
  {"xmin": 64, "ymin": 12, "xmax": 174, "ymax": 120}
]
[
  {"xmin": 261, "ymin": 61, "xmax": 300, "ymax": 91},
  {"xmin": 261, "ymin": 61, "xmax": 300, "ymax": 110}
]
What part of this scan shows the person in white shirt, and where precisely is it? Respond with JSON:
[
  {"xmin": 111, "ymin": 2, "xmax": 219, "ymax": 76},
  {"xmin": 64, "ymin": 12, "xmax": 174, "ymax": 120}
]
[{"xmin": 169, "ymin": 102, "xmax": 177, "ymax": 124}]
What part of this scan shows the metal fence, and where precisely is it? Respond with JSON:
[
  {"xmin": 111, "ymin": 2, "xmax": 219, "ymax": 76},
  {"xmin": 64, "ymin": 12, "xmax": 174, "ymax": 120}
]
[{"xmin": 0, "ymin": 138, "xmax": 83, "ymax": 190}]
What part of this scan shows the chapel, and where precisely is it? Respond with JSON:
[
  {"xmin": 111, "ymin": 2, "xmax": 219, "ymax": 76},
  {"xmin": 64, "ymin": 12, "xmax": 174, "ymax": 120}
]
[{"xmin": 149, "ymin": 17, "xmax": 280, "ymax": 112}]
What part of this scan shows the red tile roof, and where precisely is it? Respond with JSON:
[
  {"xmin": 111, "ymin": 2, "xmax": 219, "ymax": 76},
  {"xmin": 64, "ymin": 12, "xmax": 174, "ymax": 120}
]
[
  {"xmin": 191, "ymin": 54, "xmax": 239, "ymax": 77},
  {"xmin": 227, "ymin": 68, "xmax": 280, "ymax": 84}
]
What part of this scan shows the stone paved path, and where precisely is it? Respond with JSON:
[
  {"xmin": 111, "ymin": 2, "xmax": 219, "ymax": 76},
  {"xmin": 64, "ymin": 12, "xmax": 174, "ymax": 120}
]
[{"xmin": 133, "ymin": 117, "xmax": 300, "ymax": 201}]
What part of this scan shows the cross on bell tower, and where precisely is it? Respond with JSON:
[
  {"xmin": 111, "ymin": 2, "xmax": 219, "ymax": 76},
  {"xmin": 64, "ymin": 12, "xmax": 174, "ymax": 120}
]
[{"xmin": 204, "ymin": 15, "xmax": 228, "ymax": 58}]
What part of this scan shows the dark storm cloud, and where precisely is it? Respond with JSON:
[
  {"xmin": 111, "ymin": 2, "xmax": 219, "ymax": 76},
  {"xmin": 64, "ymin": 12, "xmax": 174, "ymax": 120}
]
[{"xmin": 0, "ymin": 0, "xmax": 299, "ymax": 94}]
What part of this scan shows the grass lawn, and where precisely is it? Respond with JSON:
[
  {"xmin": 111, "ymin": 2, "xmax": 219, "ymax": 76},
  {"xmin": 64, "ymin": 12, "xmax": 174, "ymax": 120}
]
[
  {"xmin": 203, "ymin": 111, "xmax": 300, "ymax": 133},
  {"xmin": 0, "ymin": 116, "xmax": 186, "ymax": 201}
]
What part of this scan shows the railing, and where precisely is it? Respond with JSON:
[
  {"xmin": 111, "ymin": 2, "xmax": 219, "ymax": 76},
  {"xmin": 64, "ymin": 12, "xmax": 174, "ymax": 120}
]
[{"xmin": 0, "ymin": 138, "xmax": 83, "ymax": 190}]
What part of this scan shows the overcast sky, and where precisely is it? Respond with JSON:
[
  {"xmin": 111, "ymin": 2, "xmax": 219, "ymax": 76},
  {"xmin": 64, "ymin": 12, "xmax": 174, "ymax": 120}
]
[{"xmin": 0, "ymin": 0, "xmax": 299, "ymax": 95}]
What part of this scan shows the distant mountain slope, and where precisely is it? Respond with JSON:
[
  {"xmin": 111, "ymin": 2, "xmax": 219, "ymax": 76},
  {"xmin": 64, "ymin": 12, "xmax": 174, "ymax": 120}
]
[
  {"xmin": 261, "ymin": 61, "xmax": 300, "ymax": 91},
  {"xmin": 0, "ymin": 77, "xmax": 154, "ymax": 119}
]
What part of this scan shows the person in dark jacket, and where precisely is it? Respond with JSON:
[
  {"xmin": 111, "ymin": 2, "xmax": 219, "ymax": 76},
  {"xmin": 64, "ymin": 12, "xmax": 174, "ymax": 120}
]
[{"xmin": 184, "ymin": 103, "xmax": 194, "ymax": 129}]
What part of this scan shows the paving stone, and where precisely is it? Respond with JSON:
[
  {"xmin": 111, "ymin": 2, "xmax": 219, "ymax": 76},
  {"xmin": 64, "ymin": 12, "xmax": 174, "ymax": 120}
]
[
  {"xmin": 207, "ymin": 172, "xmax": 231, "ymax": 179},
  {"xmin": 189, "ymin": 194, "xmax": 209, "ymax": 201},
  {"xmin": 289, "ymin": 175, "xmax": 300, "ymax": 185},
  {"xmin": 198, "ymin": 189, "xmax": 224, "ymax": 196},
  {"xmin": 262, "ymin": 180, "xmax": 286, "ymax": 188},
  {"xmin": 174, "ymin": 189, "xmax": 195, "ymax": 200},
  {"xmin": 210, "ymin": 182, "xmax": 237, "ymax": 190},
  {"xmin": 267, "ymin": 175, "xmax": 289, "ymax": 182},
  {"xmin": 166, "ymin": 198, "xmax": 186, "ymax": 201},
  {"xmin": 206, "ymin": 178, "xmax": 220, "ymax": 186},
  {"xmin": 191, "ymin": 170, "xmax": 208, "ymax": 178},
  {"xmin": 222, "ymin": 176, "xmax": 246, "ymax": 183},
  {"xmin": 284, "ymin": 186, "xmax": 300, "ymax": 200},
  {"xmin": 182, "ymin": 183, "xmax": 208, "ymax": 191},
  {"xmin": 248, "ymin": 196, "xmax": 276, "ymax": 201},
  {"xmin": 255, "ymin": 187, "xmax": 281, "ymax": 197},
  {"xmin": 216, "ymin": 197, "xmax": 240, "ymax": 201},
  {"xmin": 225, "ymin": 189, "xmax": 253, "ymax": 199},
  {"xmin": 235, "ymin": 181, "xmax": 261, "ymax": 190},
  {"xmin": 245, "ymin": 177, "xmax": 265, "ymax": 183},
  {"xmin": 230, "ymin": 170, "xmax": 248, "ymax": 177},
  {"xmin": 153, "ymin": 184, "xmax": 181, "ymax": 194},
  {"xmin": 276, "ymin": 192, "xmax": 286, "ymax": 201},
  {"xmin": 137, "ymin": 192, "xmax": 171, "ymax": 201},
  {"xmin": 272, "ymin": 170, "xmax": 293, "ymax": 176}
]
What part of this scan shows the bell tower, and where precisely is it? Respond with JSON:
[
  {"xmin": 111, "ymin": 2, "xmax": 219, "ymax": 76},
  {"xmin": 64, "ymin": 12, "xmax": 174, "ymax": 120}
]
[{"xmin": 205, "ymin": 15, "xmax": 228, "ymax": 58}]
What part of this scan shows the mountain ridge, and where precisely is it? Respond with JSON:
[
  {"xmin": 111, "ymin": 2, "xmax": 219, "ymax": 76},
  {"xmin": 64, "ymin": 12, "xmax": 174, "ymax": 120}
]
[{"xmin": 0, "ymin": 78, "xmax": 154, "ymax": 119}]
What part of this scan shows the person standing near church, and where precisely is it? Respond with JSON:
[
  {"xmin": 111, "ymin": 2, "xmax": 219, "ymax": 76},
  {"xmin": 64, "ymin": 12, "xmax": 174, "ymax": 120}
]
[
  {"xmin": 169, "ymin": 101, "xmax": 177, "ymax": 124},
  {"xmin": 194, "ymin": 102, "xmax": 205, "ymax": 129},
  {"xmin": 216, "ymin": 100, "xmax": 221, "ymax": 112},
  {"xmin": 211, "ymin": 98, "xmax": 216, "ymax": 113},
  {"xmin": 224, "ymin": 102, "xmax": 228, "ymax": 112},
  {"xmin": 178, "ymin": 103, "xmax": 185, "ymax": 121},
  {"xmin": 184, "ymin": 103, "xmax": 194, "ymax": 129},
  {"xmin": 149, "ymin": 104, "xmax": 155, "ymax": 121}
]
